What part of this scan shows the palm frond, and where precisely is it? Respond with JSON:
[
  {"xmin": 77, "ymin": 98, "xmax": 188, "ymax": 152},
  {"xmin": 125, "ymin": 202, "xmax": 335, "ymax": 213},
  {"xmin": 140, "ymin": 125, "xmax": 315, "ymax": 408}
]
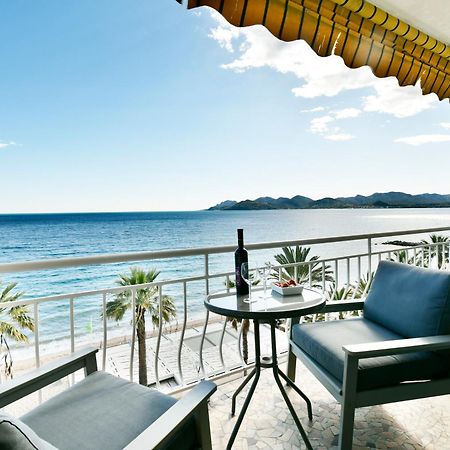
[
  {"xmin": 10, "ymin": 306, "xmax": 34, "ymax": 332},
  {"xmin": 273, "ymin": 245, "xmax": 333, "ymax": 287},
  {"xmin": 107, "ymin": 267, "xmax": 176, "ymax": 329},
  {"xmin": 0, "ymin": 283, "xmax": 23, "ymax": 303},
  {"xmin": 419, "ymin": 234, "xmax": 450, "ymax": 269},
  {"xmin": 0, "ymin": 282, "xmax": 33, "ymax": 348},
  {"xmin": 105, "ymin": 298, "xmax": 130, "ymax": 321},
  {"xmin": 0, "ymin": 322, "xmax": 29, "ymax": 343}
]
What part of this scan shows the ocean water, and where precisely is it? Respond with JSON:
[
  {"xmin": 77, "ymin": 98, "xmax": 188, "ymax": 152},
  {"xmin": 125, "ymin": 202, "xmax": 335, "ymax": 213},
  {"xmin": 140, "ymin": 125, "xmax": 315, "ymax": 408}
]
[{"xmin": 1, "ymin": 209, "xmax": 450, "ymax": 354}]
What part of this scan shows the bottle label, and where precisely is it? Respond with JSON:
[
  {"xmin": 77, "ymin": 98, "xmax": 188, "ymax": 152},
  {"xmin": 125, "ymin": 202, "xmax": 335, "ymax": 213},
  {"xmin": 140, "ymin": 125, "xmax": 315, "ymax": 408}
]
[{"xmin": 235, "ymin": 268, "xmax": 242, "ymax": 287}]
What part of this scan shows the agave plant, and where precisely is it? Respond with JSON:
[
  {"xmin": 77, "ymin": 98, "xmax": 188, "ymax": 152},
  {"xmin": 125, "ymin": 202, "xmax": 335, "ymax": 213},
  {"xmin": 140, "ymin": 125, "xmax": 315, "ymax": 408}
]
[
  {"xmin": 273, "ymin": 246, "xmax": 334, "ymax": 287},
  {"xmin": 0, "ymin": 281, "xmax": 34, "ymax": 378},
  {"xmin": 105, "ymin": 268, "xmax": 176, "ymax": 386}
]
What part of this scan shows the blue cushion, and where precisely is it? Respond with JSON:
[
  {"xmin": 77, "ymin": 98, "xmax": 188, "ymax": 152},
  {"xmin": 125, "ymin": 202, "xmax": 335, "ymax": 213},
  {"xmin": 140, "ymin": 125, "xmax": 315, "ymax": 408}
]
[
  {"xmin": 292, "ymin": 318, "xmax": 449, "ymax": 390},
  {"xmin": 0, "ymin": 410, "xmax": 57, "ymax": 450},
  {"xmin": 22, "ymin": 372, "xmax": 197, "ymax": 450},
  {"xmin": 364, "ymin": 261, "xmax": 450, "ymax": 338}
]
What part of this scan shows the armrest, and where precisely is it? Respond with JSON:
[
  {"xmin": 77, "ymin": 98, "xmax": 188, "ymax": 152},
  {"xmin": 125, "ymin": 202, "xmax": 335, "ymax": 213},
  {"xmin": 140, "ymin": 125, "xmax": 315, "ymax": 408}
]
[
  {"xmin": 343, "ymin": 335, "xmax": 450, "ymax": 359},
  {"xmin": 0, "ymin": 347, "xmax": 98, "ymax": 408},
  {"xmin": 124, "ymin": 380, "xmax": 217, "ymax": 450},
  {"xmin": 323, "ymin": 299, "xmax": 365, "ymax": 313}
]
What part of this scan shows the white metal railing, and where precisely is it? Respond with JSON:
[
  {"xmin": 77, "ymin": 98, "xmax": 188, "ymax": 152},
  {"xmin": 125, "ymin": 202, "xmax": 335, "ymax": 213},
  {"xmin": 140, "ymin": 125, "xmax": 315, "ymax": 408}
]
[{"xmin": 0, "ymin": 226, "xmax": 449, "ymax": 393}]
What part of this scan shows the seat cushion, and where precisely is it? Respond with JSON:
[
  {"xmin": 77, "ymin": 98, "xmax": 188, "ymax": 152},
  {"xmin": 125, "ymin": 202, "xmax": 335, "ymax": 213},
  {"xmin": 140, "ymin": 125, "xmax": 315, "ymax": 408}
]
[
  {"xmin": 364, "ymin": 261, "xmax": 450, "ymax": 337},
  {"xmin": 292, "ymin": 317, "xmax": 449, "ymax": 390},
  {"xmin": 21, "ymin": 372, "xmax": 197, "ymax": 450},
  {"xmin": 0, "ymin": 410, "xmax": 57, "ymax": 450}
]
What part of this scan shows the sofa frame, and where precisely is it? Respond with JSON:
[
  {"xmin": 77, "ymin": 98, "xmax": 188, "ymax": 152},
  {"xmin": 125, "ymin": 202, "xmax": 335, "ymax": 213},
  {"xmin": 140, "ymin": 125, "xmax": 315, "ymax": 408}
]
[{"xmin": 0, "ymin": 347, "xmax": 216, "ymax": 450}]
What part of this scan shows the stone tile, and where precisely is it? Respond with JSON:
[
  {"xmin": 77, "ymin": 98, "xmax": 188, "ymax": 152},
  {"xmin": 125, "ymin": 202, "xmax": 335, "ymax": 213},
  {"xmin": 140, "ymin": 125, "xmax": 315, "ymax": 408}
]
[{"xmin": 208, "ymin": 361, "xmax": 450, "ymax": 449}]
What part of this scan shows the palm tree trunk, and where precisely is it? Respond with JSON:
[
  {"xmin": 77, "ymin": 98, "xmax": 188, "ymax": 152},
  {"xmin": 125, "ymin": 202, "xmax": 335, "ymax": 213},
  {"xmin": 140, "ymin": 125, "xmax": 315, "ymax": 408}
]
[
  {"xmin": 242, "ymin": 319, "xmax": 250, "ymax": 364},
  {"xmin": 136, "ymin": 317, "xmax": 148, "ymax": 386}
]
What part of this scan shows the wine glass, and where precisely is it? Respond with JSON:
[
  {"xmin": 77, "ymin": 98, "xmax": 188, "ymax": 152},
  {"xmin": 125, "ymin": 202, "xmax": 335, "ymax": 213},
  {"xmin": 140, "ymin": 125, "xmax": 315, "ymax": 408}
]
[
  {"xmin": 262, "ymin": 261, "xmax": 273, "ymax": 297},
  {"xmin": 241, "ymin": 262, "xmax": 258, "ymax": 303}
]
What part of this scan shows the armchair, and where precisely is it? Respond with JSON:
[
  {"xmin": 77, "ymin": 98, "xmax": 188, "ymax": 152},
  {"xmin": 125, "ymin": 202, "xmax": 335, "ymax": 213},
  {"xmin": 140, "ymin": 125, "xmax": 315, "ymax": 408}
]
[
  {"xmin": 0, "ymin": 348, "xmax": 216, "ymax": 450},
  {"xmin": 287, "ymin": 261, "xmax": 450, "ymax": 449}
]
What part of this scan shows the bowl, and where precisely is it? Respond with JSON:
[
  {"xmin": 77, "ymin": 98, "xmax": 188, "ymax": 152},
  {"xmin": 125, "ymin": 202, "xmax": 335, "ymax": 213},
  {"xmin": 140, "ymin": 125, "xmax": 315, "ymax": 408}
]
[{"xmin": 271, "ymin": 283, "xmax": 303, "ymax": 296}]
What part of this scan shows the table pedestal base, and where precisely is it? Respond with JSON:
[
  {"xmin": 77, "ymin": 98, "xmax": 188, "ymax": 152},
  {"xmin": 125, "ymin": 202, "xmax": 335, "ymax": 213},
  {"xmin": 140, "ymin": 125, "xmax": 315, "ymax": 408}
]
[{"xmin": 227, "ymin": 320, "xmax": 313, "ymax": 450}]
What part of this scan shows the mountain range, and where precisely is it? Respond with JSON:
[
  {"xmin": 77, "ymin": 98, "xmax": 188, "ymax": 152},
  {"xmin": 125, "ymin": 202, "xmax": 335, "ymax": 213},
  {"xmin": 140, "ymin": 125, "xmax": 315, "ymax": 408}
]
[{"xmin": 208, "ymin": 192, "xmax": 450, "ymax": 210}]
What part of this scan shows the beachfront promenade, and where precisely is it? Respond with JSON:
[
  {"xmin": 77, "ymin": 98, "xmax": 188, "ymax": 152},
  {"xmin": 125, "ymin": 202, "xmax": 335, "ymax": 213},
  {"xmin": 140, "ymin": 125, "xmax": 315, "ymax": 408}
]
[{"xmin": 105, "ymin": 319, "xmax": 288, "ymax": 390}]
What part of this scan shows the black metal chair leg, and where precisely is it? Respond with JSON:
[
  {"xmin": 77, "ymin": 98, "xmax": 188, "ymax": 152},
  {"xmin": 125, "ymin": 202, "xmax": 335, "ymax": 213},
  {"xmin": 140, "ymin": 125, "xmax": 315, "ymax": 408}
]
[
  {"xmin": 231, "ymin": 368, "xmax": 256, "ymax": 416},
  {"xmin": 278, "ymin": 368, "xmax": 313, "ymax": 420}
]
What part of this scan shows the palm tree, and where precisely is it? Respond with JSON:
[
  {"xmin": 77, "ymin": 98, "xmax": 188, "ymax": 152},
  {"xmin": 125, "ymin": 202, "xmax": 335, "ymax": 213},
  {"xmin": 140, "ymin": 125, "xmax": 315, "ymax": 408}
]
[
  {"xmin": 273, "ymin": 246, "xmax": 333, "ymax": 287},
  {"xmin": 353, "ymin": 272, "xmax": 374, "ymax": 299},
  {"xmin": 105, "ymin": 268, "xmax": 176, "ymax": 386},
  {"xmin": 325, "ymin": 283, "xmax": 355, "ymax": 320},
  {"xmin": 224, "ymin": 277, "xmax": 260, "ymax": 365},
  {"xmin": 227, "ymin": 317, "xmax": 251, "ymax": 364},
  {"xmin": 388, "ymin": 250, "xmax": 415, "ymax": 265},
  {"xmin": 0, "ymin": 281, "xmax": 34, "ymax": 378},
  {"xmin": 420, "ymin": 234, "xmax": 450, "ymax": 269},
  {"xmin": 326, "ymin": 284, "xmax": 354, "ymax": 301}
]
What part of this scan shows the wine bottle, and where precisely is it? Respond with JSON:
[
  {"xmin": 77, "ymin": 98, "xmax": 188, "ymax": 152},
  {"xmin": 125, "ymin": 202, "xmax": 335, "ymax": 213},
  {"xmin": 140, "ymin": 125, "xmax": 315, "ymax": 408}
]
[{"xmin": 235, "ymin": 228, "xmax": 249, "ymax": 295}]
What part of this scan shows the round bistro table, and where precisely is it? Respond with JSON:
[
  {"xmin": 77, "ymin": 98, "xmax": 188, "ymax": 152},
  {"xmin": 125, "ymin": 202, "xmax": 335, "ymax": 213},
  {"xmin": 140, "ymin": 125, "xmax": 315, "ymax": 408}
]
[{"xmin": 205, "ymin": 287, "xmax": 325, "ymax": 450}]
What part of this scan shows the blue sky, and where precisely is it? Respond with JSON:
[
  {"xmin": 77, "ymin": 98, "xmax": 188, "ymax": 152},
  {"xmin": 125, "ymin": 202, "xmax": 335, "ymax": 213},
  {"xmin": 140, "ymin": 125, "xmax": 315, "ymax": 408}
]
[{"xmin": 1, "ymin": 1, "xmax": 450, "ymax": 213}]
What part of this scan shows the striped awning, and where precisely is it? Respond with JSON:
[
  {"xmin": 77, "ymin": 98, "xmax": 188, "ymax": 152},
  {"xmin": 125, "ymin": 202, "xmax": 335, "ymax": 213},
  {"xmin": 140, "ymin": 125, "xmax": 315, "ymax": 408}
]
[{"xmin": 183, "ymin": 0, "xmax": 450, "ymax": 101}]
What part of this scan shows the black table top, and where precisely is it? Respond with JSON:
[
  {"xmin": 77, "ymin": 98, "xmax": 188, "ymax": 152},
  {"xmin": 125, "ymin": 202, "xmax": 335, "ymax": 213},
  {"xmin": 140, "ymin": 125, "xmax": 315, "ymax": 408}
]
[{"xmin": 205, "ymin": 287, "xmax": 325, "ymax": 320}]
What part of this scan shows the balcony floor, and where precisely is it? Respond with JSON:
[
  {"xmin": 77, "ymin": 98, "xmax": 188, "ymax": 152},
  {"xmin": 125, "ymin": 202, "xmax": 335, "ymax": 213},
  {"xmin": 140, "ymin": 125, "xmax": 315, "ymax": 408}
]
[{"xmin": 208, "ymin": 361, "xmax": 450, "ymax": 450}]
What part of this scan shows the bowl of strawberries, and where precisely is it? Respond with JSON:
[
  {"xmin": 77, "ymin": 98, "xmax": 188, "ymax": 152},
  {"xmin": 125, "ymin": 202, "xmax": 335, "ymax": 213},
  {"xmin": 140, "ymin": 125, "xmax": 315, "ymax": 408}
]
[{"xmin": 272, "ymin": 279, "xmax": 303, "ymax": 296}]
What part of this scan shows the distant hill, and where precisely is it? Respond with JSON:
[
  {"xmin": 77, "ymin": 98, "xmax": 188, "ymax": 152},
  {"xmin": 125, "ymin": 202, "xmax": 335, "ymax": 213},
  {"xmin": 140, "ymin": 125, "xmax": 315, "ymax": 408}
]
[{"xmin": 208, "ymin": 192, "xmax": 450, "ymax": 210}]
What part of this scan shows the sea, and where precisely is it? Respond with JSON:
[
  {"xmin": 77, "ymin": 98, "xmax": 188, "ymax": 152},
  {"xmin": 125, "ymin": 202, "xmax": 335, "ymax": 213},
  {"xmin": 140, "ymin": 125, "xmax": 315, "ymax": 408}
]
[{"xmin": 1, "ymin": 209, "xmax": 450, "ymax": 358}]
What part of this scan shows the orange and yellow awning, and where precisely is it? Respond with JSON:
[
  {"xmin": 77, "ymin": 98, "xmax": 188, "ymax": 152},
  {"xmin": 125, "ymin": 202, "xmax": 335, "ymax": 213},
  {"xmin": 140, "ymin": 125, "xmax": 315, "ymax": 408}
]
[{"xmin": 182, "ymin": 0, "xmax": 450, "ymax": 100}]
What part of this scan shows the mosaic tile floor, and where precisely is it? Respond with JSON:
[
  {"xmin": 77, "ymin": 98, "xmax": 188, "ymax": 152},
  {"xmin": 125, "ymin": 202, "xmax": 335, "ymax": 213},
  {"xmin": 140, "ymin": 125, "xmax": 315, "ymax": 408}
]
[{"xmin": 208, "ymin": 361, "xmax": 450, "ymax": 450}]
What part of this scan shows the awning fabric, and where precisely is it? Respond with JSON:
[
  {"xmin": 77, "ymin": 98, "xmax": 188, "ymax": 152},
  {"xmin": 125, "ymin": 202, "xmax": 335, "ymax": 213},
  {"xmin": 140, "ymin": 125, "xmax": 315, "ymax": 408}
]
[{"xmin": 184, "ymin": 0, "xmax": 450, "ymax": 100}]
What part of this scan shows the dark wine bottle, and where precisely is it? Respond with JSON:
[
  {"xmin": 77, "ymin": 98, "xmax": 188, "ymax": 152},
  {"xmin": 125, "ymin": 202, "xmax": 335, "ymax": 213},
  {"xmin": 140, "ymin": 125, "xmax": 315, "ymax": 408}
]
[{"xmin": 235, "ymin": 228, "xmax": 249, "ymax": 295}]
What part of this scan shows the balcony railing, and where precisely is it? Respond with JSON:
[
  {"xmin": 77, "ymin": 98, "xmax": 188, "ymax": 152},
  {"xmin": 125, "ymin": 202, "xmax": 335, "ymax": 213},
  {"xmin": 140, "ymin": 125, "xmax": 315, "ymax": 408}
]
[{"xmin": 1, "ymin": 225, "xmax": 449, "ymax": 394}]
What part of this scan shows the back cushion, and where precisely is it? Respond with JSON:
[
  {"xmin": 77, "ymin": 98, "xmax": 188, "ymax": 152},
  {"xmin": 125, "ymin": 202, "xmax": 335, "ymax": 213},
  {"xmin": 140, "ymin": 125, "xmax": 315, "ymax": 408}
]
[
  {"xmin": 0, "ymin": 410, "xmax": 58, "ymax": 450},
  {"xmin": 364, "ymin": 261, "xmax": 450, "ymax": 338}
]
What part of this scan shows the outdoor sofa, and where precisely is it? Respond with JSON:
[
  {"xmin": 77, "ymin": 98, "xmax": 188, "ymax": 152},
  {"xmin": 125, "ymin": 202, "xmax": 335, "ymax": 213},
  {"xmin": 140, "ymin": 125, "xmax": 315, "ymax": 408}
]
[
  {"xmin": 0, "ymin": 347, "xmax": 216, "ymax": 450},
  {"xmin": 287, "ymin": 260, "xmax": 450, "ymax": 449}
]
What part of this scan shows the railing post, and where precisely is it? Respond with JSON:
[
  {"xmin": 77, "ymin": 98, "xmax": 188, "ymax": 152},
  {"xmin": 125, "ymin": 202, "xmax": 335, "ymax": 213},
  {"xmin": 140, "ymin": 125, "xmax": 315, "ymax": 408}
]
[
  {"xmin": 33, "ymin": 302, "xmax": 42, "ymax": 404},
  {"xmin": 69, "ymin": 297, "xmax": 75, "ymax": 354},
  {"xmin": 102, "ymin": 293, "xmax": 107, "ymax": 371},
  {"xmin": 33, "ymin": 303, "xmax": 40, "ymax": 369},
  {"xmin": 204, "ymin": 254, "xmax": 209, "ymax": 295},
  {"xmin": 321, "ymin": 261, "xmax": 326, "ymax": 293},
  {"xmin": 177, "ymin": 282, "xmax": 188, "ymax": 386},
  {"xmin": 130, "ymin": 288, "xmax": 136, "ymax": 382},
  {"xmin": 199, "ymin": 254, "xmax": 210, "ymax": 378},
  {"xmin": 155, "ymin": 286, "xmax": 164, "ymax": 389},
  {"xmin": 367, "ymin": 237, "xmax": 372, "ymax": 276}
]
